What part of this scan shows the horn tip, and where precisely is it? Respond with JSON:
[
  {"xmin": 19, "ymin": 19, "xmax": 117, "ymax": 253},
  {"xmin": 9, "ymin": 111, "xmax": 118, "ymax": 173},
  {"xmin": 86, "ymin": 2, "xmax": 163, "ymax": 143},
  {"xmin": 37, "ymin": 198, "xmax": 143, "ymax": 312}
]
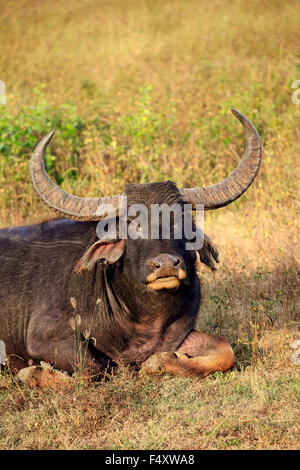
[
  {"xmin": 32, "ymin": 130, "xmax": 56, "ymax": 162},
  {"xmin": 42, "ymin": 130, "xmax": 55, "ymax": 143},
  {"xmin": 230, "ymin": 108, "xmax": 250, "ymax": 126},
  {"xmin": 230, "ymin": 108, "xmax": 240, "ymax": 117},
  {"xmin": 47, "ymin": 130, "xmax": 56, "ymax": 140},
  {"xmin": 37, "ymin": 130, "xmax": 56, "ymax": 148}
]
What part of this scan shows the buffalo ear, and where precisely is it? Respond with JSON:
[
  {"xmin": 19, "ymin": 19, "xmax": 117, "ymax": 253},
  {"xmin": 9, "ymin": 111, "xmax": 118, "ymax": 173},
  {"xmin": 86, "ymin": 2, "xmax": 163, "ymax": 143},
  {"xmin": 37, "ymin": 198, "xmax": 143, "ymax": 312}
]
[
  {"xmin": 74, "ymin": 239, "xmax": 125, "ymax": 273},
  {"xmin": 197, "ymin": 234, "xmax": 220, "ymax": 271}
]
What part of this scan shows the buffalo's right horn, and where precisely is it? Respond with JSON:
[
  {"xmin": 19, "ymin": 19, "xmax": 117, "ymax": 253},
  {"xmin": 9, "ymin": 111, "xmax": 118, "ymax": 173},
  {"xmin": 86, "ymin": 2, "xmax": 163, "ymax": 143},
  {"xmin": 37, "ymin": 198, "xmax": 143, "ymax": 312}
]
[{"xmin": 30, "ymin": 131, "xmax": 122, "ymax": 221}]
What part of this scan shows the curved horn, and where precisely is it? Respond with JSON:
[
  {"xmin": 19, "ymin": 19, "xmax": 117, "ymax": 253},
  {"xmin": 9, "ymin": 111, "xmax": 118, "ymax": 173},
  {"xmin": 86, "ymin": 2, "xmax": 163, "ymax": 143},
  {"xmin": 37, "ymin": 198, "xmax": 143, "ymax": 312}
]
[
  {"xmin": 180, "ymin": 109, "xmax": 262, "ymax": 210},
  {"xmin": 30, "ymin": 131, "xmax": 122, "ymax": 221}
]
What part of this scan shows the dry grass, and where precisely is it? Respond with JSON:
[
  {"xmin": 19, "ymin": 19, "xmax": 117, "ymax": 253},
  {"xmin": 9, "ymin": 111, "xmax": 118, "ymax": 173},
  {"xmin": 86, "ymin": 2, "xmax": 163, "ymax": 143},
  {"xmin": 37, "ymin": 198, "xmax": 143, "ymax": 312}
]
[
  {"xmin": 0, "ymin": 0, "xmax": 299, "ymax": 450},
  {"xmin": 0, "ymin": 334, "xmax": 299, "ymax": 450}
]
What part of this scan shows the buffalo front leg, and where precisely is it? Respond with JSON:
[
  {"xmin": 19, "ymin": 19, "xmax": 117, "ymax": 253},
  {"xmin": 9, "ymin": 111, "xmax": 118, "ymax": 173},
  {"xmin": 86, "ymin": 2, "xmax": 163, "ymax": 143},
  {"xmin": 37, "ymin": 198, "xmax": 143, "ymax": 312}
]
[
  {"xmin": 142, "ymin": 331, "xmax": 235, "ymax": 377},
  {"xmin": 20, "ymin": 334, "xmax": 107, "ymax": 387},
  {"xmin": 25, "ymin": 319, "xmax": 106, "ymax": 377}
]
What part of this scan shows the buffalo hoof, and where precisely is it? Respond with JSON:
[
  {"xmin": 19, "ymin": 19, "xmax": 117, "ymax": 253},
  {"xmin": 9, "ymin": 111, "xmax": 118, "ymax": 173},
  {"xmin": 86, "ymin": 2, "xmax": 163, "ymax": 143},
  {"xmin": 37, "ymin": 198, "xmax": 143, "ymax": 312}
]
[
  {"xmin": 17, "ymin": 361, "xmax": 73, "ymax": 389},
  {"xmin": 141, "ymin": 342, "xmax": 235, "ymax": 378},
  {"xmin": 140, "ymin": 351, "xmax": 190, "ymax": 376}
]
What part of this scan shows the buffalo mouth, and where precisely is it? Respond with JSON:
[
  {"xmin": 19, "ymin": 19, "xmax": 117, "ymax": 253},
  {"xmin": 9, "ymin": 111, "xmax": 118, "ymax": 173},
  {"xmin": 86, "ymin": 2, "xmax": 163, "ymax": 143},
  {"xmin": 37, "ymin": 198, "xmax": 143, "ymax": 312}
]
[
  {"xmin": 147, "ymin": 276, "xmax": 181, "ymax": 291},
  {"xmin": 146, "ymin": 269, "xmax": 186, "ymax": 291}
]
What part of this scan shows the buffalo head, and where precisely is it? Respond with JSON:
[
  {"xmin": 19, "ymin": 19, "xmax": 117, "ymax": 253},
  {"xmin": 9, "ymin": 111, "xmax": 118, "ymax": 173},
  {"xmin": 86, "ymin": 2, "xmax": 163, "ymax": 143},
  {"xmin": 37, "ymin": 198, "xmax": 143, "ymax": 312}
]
[{"xmin": 29, "ymin": 109, "xmax": 262, "ymax": 291}]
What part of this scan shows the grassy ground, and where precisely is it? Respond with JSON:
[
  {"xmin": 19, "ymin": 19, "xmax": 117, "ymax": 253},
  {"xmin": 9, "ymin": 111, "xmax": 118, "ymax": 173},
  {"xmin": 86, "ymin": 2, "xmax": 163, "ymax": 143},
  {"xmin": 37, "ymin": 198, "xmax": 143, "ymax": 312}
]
[{"xmin": 0, "ymin": 0, "xmax": 299, "ymax": 450}]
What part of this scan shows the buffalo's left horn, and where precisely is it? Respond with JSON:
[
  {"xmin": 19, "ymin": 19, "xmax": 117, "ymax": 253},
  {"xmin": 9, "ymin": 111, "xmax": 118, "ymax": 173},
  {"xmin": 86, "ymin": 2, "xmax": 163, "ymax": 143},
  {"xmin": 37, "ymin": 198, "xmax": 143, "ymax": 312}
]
[
  {"xmin": 180, "ymin": 109, "xmax": 262, "ymax": 210},
  {"xmin": 30, "ymin": 131, "xmax": 122, "ymax": 220}
]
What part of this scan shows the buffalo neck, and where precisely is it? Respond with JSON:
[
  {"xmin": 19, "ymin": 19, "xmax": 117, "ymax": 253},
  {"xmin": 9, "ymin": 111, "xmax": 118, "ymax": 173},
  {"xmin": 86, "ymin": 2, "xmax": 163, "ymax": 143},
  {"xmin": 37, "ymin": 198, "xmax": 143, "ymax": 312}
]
[
  {"xmin": 108, "ymin": 261, "xmax": 189, "ymax": 324},
  {"xmin": 86, "ymin": 261, "xmax": 199, "ymax": 364}
]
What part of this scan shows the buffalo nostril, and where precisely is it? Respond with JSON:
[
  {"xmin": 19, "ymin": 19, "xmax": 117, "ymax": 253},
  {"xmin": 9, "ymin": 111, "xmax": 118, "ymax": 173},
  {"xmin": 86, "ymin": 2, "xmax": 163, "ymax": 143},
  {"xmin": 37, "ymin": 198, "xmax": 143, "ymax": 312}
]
[{"xmin": 147, "ymin": 254, "xmax": 183, "ymax": 273}]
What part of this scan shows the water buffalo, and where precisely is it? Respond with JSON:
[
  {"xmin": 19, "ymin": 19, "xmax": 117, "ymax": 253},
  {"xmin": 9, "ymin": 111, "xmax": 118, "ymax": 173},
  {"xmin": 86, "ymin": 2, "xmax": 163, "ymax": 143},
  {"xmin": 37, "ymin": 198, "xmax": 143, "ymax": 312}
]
[{"xmin": 0, "ymin": 109, "xmax": 262, "ymax": 383}]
